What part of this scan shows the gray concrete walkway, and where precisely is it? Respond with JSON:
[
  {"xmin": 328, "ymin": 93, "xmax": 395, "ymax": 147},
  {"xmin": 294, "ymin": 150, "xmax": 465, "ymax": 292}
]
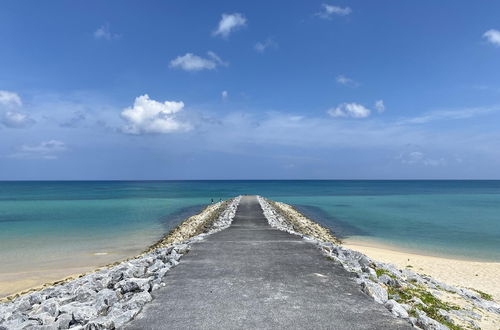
[{"xmin": 126, "ymin": 196, "xmax": 411, "ymax": 329}]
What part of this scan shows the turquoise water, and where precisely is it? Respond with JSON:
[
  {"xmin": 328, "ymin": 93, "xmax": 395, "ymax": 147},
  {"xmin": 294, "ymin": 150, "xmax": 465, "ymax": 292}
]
[{"xmin": 1, "ymin": 181, "xmax": 500, "ymax": 274}]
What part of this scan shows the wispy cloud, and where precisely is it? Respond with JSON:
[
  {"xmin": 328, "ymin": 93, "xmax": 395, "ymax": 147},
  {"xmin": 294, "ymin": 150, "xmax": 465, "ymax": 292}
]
[
  {"xmin": 169, "ymin": 52, "xmax": 227, "ymax": 72},
  {"xmin": 213, "ymin": 13, "xmax": 247, "ymax": 38},
  {"xmin": 121, "ymin": 94, "xmax": 191, "ymax": 134},
  {"xmin": 221, "ymin": 90, "xmax": 229, "ymax": 101},
  {"xmin": 397, "ymin": 150, "xmax": 445, "ymax": 167},
  {"xmin": 94, "ymin": 23, "xmax": 120, "ymax": 40},
  {"xmin": 483, "ymin": 29, "xmax": 500, "ymax": 47},
  {"xmin": 316, "ymin": 4, "xmax": 352, "ymax": 19},
  {"xmin": 374, "ymin": 100, "xmax": 385, "ymax": 113},
  {"xmin": 397, "ymin": 106, "xmax": 500, "ymax": 125},
  {"xmin": 254, "ymin": 38, "xmax": 278, "ymax": 53},
  {"xmin": 2, "ymin": 111, "xmax": 35, "ymax": 128},
  {"xmin": 59, "ymin": 111, "xmax": 86, "ymax": 128},
  {"xmin": 327, "ymin": 103, "xmax": 371, "ymax": 118},
  {"xmin": 9, "ymin": 140, "xmax": 67, "ymax": 159},
  {"xmin": 336, "ymin": 75, "xmax": 359, "ymax": 87}
]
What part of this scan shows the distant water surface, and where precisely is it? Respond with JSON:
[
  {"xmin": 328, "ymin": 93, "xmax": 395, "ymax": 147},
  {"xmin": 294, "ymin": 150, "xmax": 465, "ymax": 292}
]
[{"xmin": 1, "ymin": 180, "xmax": 499, "ymax": 280}]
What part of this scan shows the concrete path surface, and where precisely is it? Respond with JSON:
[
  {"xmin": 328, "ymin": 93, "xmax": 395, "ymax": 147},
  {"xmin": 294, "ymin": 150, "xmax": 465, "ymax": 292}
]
[{"xmin": 126, "ymin": 196, "xmax": 412, "ymax": 329}]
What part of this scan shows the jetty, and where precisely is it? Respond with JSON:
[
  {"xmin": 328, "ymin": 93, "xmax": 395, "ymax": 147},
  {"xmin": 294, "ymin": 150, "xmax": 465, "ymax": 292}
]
[{"xmin": 126, "ymin": 196, "xmax": 411, "ymax": 329}]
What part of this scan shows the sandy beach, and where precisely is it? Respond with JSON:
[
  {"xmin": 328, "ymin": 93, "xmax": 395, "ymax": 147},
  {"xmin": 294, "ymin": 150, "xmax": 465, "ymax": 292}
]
[
  {"xmin": 0, "ymin": 248, "xmax": 146, "ymax": 299},
  {"xmin": 344, "ymin": 238, "xmax": 500, "ymax": 303}
]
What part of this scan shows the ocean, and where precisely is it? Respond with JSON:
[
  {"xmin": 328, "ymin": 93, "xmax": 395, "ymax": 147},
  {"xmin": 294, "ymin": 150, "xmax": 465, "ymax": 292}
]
[{"xmin": 1, "ymin": 180, "xmax": 499, "ymax": 279}]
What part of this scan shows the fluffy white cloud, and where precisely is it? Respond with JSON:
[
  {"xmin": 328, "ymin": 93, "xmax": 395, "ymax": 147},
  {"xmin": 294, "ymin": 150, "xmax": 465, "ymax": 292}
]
[
  {"xmin": 0, "ymin": 90, "xmax": 22, "ymax": 107},
  {"xmin": 213, "ymin": 13, "xmax": 247, "ymax": 38},
  {"xmin": 375, "ymin": 100, "xmax": 385, "ymax": 113},
  {"xmin": 483, "ymin": 29, "xmax": 500, "ymax": 47},
  {"xmin": 94, "ymin": 24, "xmax": 120, "ymax": 40},
  {"xmin": 2, "ymin": 111, "xmax": 35, "ymax": 128},
  {"xmin": 336, "ymin": 75, "xmax": 359, "ymax": 87},
  {"xmin": 10, "ymin": 140, "xmax": 66, "ymax": 159},
  {"xmin": 317, "ymin": 4, "xmax": 352, "ymax": 19},
  {"xmin": 254, "ymin": 38, "xmax": 278, "ymax": 53},
  {"xmin": 327, "ymin": 103, "xmax": 371, "ymax": 118},
  {"xmin": 121, "ymin": 94, "xmax": 191, "ymax": 134},
  {"xmin": 170, "ymin": 52, "xmax": 226, "ymax": 72}
]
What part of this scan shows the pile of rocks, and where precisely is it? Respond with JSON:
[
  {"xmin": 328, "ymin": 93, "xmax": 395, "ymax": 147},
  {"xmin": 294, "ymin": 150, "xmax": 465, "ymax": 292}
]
[
  {"xmin": 0, "ymin": 197, "xmax": 241, "ymax": 330},
  {"xmin": 257, "ymin": 196, "xmax": 338, "ymax": 243},
  {"xmin": 258, "ymin": 196, "xmax": 500, "ymax": 330}
]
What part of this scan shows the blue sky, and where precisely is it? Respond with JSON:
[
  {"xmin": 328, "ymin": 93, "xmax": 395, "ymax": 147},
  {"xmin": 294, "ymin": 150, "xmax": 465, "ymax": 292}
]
[{"xmin": 1, "ymin": 0, "xmax": 500, "ymax": 179}]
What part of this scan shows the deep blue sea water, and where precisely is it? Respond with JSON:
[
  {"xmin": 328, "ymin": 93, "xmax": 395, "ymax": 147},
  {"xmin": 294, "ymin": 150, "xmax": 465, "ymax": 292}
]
[{"xmin": 1, "ymin": 180, "xmax": 499, "ymax": 275}]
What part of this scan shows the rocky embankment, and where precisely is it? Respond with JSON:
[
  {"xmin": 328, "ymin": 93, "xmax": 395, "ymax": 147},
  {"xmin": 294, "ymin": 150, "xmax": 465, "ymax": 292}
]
[
  {"xmin": 258, "ymin": 196, "xmax": 500, "ymax": 330},
  {"xmin": 0, "ymin": 197, "xmax": 241, "ymax": 330}
]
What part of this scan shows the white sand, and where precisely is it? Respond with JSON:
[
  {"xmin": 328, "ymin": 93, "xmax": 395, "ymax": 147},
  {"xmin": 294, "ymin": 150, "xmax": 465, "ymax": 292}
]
[{"xmin": 344, "ymin": 239, "xmax": 500, "ymax": 303}]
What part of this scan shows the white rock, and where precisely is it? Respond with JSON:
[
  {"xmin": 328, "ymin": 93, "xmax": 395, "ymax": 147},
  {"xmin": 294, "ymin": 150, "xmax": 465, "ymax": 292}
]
[
  {"xmin": 40, "ymin": 298, "xmax": 60, "ymax": 317},
  {"xmin": 54, "ymin": 313, "xmax": 73, "ymax": 329},
  {"xmin": 106, "ymin": 308, "xmax": 140, "ymax": 328},
  {"xmin": 415, "ymin": 309, "xmax": 449, "ymax": 330},
  {"xmin": 94, "ymin": 289, "xmax": 118, "ymax": 314},
  {"xmin": 147, "ymin": 260, "xmax": 164, "ymax": 274},
  {"xmin": 123, "ymin": 292, "xmax": 152, "ymax": 311},
  {"xmin": 72, "ymin": 305, "xmax": 99, "ymax": 324},
  {"xmin": 360, "ymin": 280, "xmax": 388, "ymax": 304},
  {"xmin": 385, "ymin": 300, "xmax": 409, "ymax": 318},
  {"xmin": 115, "ymin": 278, "xmax": 151, "ymax": 294}
]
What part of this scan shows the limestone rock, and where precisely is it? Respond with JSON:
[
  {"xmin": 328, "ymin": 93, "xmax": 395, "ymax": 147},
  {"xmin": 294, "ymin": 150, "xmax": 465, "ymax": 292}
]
[
  {"xmin": 385, "ymin": 299, "xmax": 409, "ymax": 319},
  {"xmin": 54, "ymin": 313, "xmax": 73, "ymax": 329},
  {"xmin": 360, "ymin": 280, "xmax": 388, "ymax": 304},
  {"xmin": 415, "ymin": 309, "xmax": 450, "ymax": 330}
]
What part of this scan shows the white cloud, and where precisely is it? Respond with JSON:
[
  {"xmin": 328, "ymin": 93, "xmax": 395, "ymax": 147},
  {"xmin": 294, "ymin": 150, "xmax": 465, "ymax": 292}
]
[
  {"xmin": 336, "ymin": 75, "xmax": 359, "ymax": 87},
  {"xmin": 0, "ymin": 91, "xmax": 34, "ymax": 128},
  {"xmin": 10, "ymin": 140, "xmax": 66, "ymax": 159},
  {"xmin": 397, "ymin": 106, "xmax": 500, "ymax": 125},
  {"xmin": 398, "ymin": 150, "xmax": 445, "ymax": 167},
  {"xmin": 375, "ymin": 100, "xmax": 385, "ymax": 113},
  {"xmin": 121, "ymin": 94, "xmax": 191, "ymax": 134},
  {"xmin": 0, "ymin": 90, "xmax": 22, "ymax": 107},
  {"xmin": 213, "ymin": 13, "xmax": 247, "ymax": 38},
  {"xmin": 254, "ymin": 38, "xmax": 278, "ymax": 53},
  {"xmin": 221, "ymin": 90, "xmax": 229, "ymax": 100},
  {"xmin": 483, "ymin": 29, "xmax": 500, "ymax": 47},
  {"xmin": 327, "ymin": 103, "xmax": 371, "ymax": 118},
  {"xmin": 316, "ymin": 4, "xmax": 352, "ymax": 19},
  {"xmin": 2, "ymin": 111, "xmax": 35, "ymax": 128},
  {"xmin": 169, "ymin": 52, "xmax": 227, "ymax": 72},
  {"xmin": 94, "ymin": 24, "xmax": 120, "ymax": 40}
]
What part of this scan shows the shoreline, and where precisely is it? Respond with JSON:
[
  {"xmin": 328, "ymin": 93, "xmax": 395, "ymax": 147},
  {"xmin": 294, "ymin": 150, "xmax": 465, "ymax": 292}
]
[
  {"xmin": 2, "ymin": 196, "xmax": 499, "ymax": 330},
  {"xmin": 343, "ymin": 238, "xmax": 500, "ymax": 303},
  {"xmin": 0, "ymin": 200, "xmax": 231, "ymax": 302},
  {"xmin": 343, "ymin": 235, "xmax": 500, "ymax": 263},
  {"xmin": 0, "ymin": 197, "xmax": 241, "ymax": 329},
  {"xmin": 260, "ymin": 197, "xmax": 500, "ymax": 329},
  {"xmin": 0, "ymin": 243, "xmax": 161, "ymax": 301}
]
